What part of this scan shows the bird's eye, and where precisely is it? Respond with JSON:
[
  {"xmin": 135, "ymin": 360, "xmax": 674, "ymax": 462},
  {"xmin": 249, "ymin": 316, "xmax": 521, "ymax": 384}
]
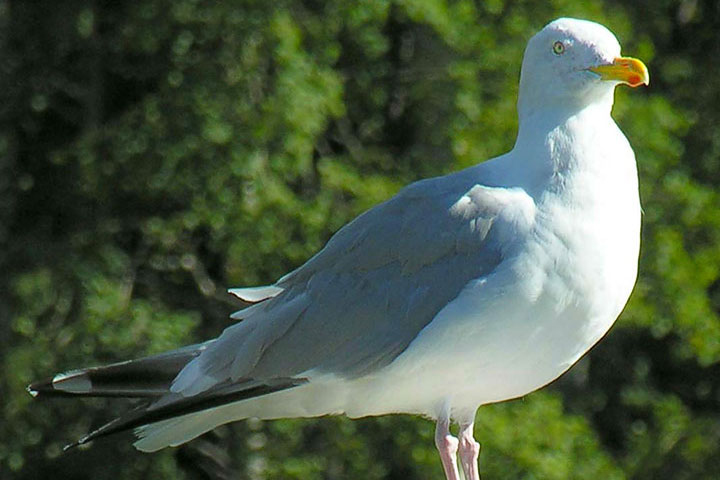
[{"xmin": 552, "ymin": 41, "xmax": 565, "ymax": 55}]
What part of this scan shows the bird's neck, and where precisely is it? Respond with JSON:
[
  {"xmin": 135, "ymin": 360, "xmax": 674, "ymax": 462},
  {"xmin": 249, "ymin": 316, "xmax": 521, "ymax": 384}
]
[
  {"xmin": 515, "ymin": 99, "xmax": 613, "ymax": 145},
  {"xmin": 509, "ymin": 100, "xmax": 618, "ymax": 193}
]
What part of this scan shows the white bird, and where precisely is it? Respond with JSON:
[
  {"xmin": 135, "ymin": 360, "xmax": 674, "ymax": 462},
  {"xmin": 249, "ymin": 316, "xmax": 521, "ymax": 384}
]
[{"xmin": 29, "ymin": 17, "xmax": 648, "ymax": 480}]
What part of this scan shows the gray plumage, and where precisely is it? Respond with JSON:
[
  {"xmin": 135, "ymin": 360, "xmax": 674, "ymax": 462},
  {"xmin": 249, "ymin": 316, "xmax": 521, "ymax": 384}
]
[{"xmin": 170, "ymin": 168, "xmax": 513, "ymax": 395}]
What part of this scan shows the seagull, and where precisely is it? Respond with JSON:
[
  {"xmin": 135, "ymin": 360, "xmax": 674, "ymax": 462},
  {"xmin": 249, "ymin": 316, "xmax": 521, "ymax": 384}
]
[{"xmin": 28, "ymin": 17, "xmax": 648, "ymax": 480}]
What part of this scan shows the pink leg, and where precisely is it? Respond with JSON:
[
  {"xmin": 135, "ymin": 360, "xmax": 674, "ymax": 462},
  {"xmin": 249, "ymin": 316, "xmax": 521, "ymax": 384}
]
[
  {"xmin": 457, "ymin": 421, "xmax": 481, "ymax": 480},
  {"xmin": 435, "ymin": 417, "xmax": 461, "ymax": 480}
]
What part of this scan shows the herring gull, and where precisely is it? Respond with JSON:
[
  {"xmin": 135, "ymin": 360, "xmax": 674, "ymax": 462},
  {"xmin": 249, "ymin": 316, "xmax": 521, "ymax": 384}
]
[{"xmin": 29, "ymin": 17, "xmax": 649, "ymax": 480}]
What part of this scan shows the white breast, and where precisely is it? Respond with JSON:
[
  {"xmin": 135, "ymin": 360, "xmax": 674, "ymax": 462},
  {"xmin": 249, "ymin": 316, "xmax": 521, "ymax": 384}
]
[{"xmin": 339, "ymin": 110, "xmax": 641, "ymax": 420}]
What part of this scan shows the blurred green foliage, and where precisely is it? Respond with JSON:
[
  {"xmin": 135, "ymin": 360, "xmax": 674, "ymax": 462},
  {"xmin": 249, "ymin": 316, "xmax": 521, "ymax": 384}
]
[{"xmin": 1, "ymin": 0, "xmax": 719, "ymax": 478}]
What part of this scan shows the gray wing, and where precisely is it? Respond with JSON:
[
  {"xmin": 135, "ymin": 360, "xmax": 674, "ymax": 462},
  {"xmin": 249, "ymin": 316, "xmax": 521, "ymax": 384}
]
[{"xmin": 172, "ymin": 171, "xmax": 536, "ymax": 395}]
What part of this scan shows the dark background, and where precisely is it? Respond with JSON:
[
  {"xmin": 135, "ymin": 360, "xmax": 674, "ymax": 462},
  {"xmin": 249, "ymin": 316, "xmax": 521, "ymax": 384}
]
[{"xmin": 2, "ymin": 1, "xmax": 719, "ymax": 478}]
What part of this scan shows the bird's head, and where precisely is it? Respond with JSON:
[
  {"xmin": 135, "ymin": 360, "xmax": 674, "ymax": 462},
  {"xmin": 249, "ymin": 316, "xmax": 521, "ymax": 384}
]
[{"xmin": 517, "ymin": 18, "xmax": 649, "ymax": 118}]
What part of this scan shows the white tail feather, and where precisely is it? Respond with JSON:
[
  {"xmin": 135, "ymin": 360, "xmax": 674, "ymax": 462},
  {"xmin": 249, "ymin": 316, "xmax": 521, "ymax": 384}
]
[{"xmin": 133, "ymin": 382, "xmax": 346, "ymax": 451}]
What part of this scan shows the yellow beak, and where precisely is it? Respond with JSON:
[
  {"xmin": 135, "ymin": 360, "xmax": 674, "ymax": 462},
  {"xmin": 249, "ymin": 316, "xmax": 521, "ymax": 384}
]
[{"xmin": 589, "ymin": 56, "xmax": 649, "ymax": 87}]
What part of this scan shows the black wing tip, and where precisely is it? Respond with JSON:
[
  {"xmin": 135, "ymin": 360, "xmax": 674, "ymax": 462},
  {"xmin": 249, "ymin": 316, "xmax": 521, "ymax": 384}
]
[
  {"xmin": 27, "ymin": 384, "xmax": 40, "ymax": 398},
  {"xmin": 26, "ymin": 344, "xmax": 211, "ymax": 399},
  {"xmin": 62, "ymin": 438, "xmax": 84, "ymax": 452},
  {"xmin": 27, "ymin": 377, "xmax": 56, "ymax": 398},
  {"xmin": 27, "ymin": 381, "xmax": 98, "ymax": 451},
  {"xmin": 61, "ymin": 413, "xmax": 136, "ymax": 452},
  {"xmin": 63, "ymin": 430, "xmax": 100, "ymax": 452},
  {"xmin": 59, "ymin": 377, "xmax": 310, "ymax": 451},
  {"xmin": 39, "ymin": 376, "xmax": 309, "ymax": 452},
  {"xmin": 26, "ymin": 370, "xmax": 94, "ymax": 398}
]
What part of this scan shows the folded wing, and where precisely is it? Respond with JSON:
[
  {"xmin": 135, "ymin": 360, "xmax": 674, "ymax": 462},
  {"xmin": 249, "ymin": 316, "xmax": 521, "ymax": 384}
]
[{"xmin": 172, "ymin": 170, "xmax": 536, "ymax": 396}]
